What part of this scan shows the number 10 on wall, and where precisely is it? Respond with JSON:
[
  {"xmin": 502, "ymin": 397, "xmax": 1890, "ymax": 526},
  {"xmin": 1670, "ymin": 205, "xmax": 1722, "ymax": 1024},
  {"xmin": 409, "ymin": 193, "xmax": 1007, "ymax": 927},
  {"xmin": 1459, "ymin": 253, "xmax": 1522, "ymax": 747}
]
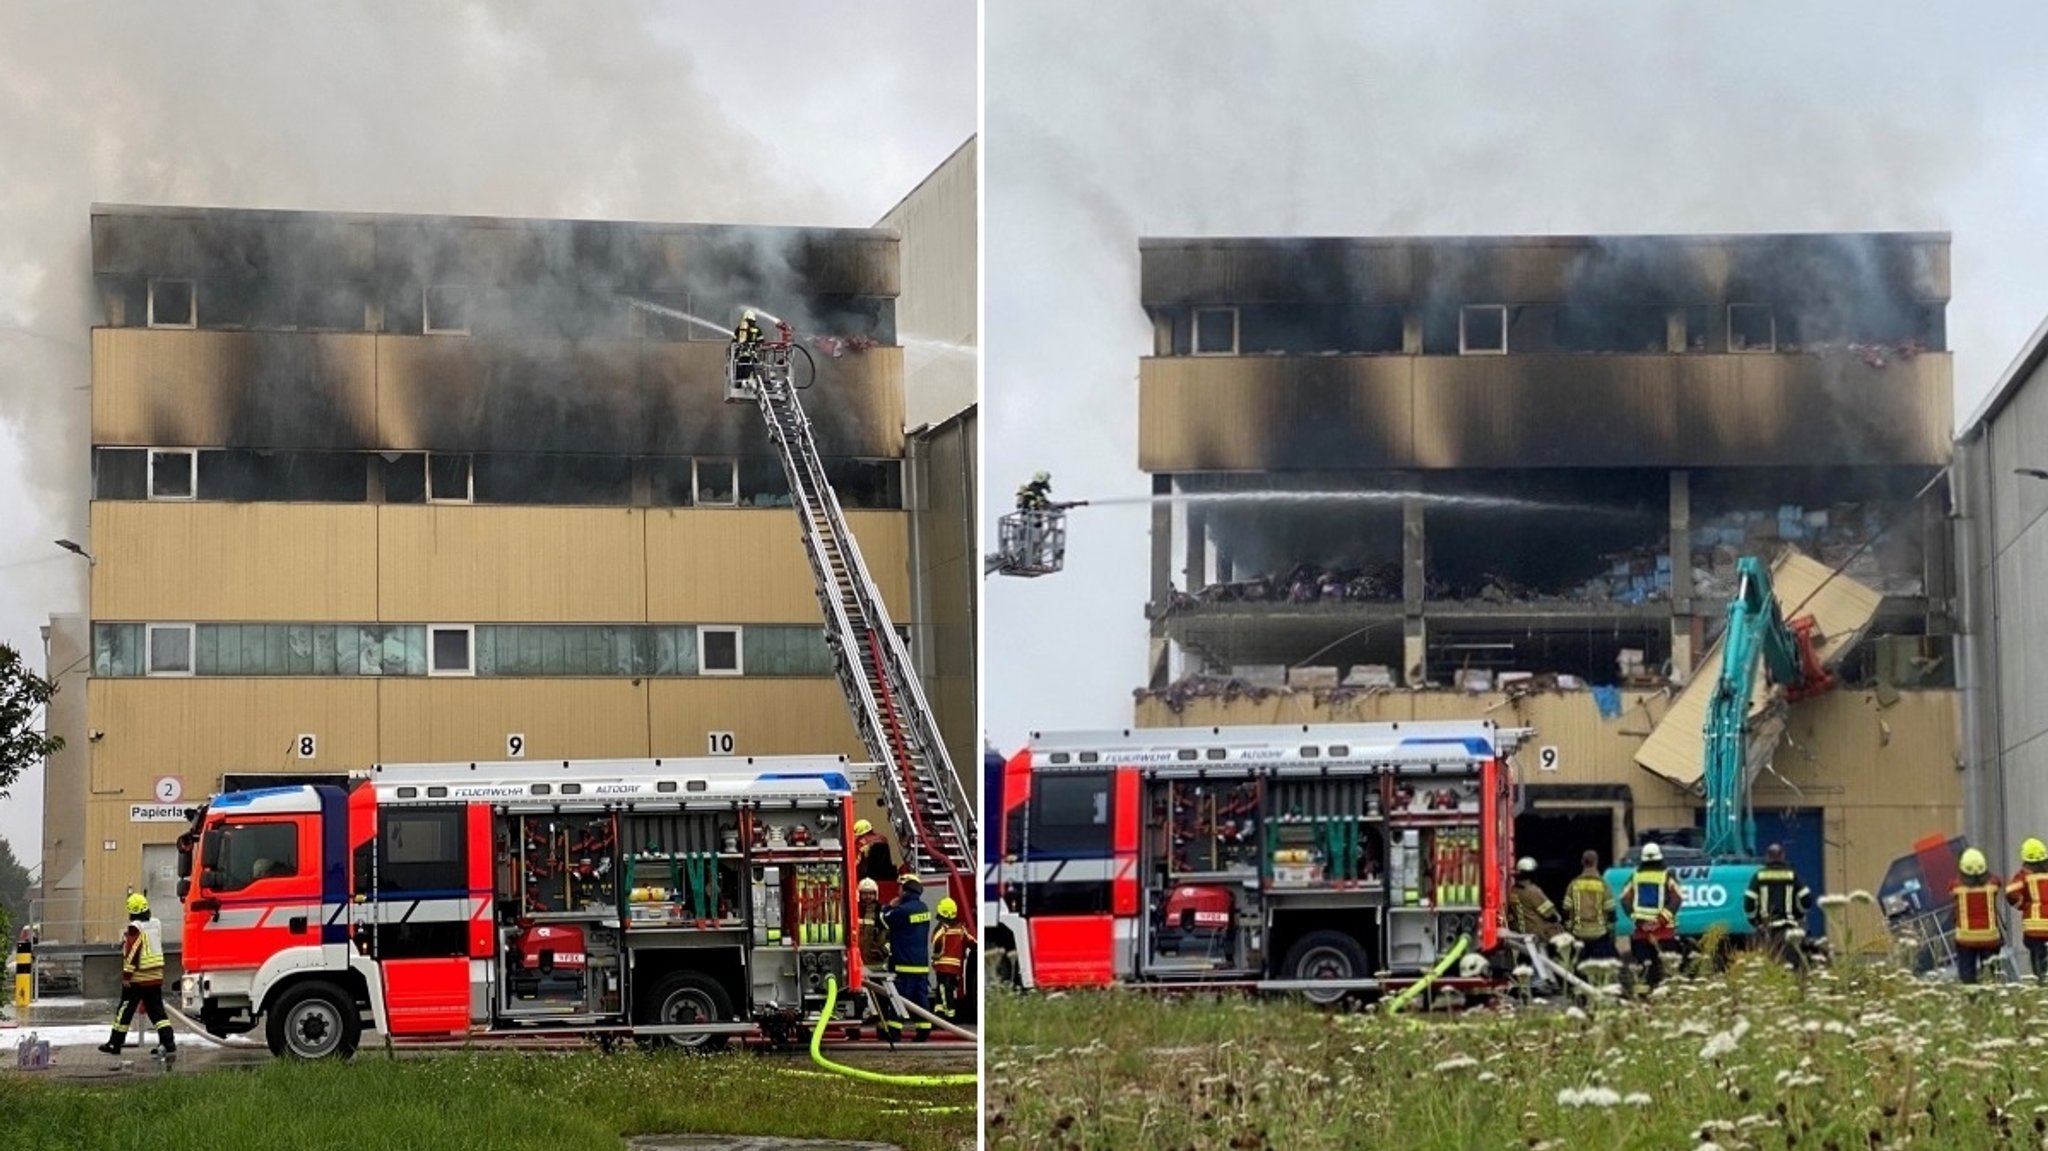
[{"xmin": 707, "ymin": 731, "xmax": 735, "ymax": 756}]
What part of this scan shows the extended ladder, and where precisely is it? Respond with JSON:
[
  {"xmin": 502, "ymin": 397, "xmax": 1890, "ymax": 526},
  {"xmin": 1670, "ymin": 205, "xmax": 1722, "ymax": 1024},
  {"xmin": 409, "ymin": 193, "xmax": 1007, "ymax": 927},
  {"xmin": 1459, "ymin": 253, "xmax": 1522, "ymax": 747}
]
[{"xmin": 728, "ymin": 334, "xmax": 978, "ymax": 930}]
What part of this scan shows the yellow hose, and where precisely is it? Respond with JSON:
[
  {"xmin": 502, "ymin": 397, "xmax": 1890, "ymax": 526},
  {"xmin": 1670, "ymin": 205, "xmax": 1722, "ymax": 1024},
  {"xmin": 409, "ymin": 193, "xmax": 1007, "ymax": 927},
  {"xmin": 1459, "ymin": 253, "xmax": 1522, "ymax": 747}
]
[
  {"xmin": 1385, "ymin": 933, "xmax": 1470, "ymax": 1015},
  {"xmin": 809, "ymin": 977, "xmax": 978, "ymax": 1087}
]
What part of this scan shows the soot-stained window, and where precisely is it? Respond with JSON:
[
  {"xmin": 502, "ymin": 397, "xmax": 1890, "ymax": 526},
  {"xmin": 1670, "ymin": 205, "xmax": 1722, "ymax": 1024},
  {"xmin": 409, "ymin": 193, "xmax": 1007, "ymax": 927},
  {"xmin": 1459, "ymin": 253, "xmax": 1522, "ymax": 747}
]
[
  {"xmin": 198, "ymin": 451, "xmax": 368, "ymax": 502},
  {"xmin": 427, "ymin": 453, "xmax": 473, "ymax": 502},
  {"xmin": 147, "ymin": 279, "xmax": 195, "ymax": 329},
  {"xmin": 1728, "ymin": 304, "xmax": 1776, "ymax": 353},
  {"xmin": 1459, "ymin": 305, "xmax": 1507, "ymax": 355},
  {"xmin": 473, "ymin": 454, "xmax": 633, "ymax": 505},
  {"xmin": 95, "ymin": 449, "xmax": 149, "ymax": 500}
]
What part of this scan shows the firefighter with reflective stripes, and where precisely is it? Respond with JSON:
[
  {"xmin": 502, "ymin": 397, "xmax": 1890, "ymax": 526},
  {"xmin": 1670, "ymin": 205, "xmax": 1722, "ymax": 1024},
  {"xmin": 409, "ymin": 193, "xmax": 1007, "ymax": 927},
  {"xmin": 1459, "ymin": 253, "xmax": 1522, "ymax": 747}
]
[
  {"xmin": 854, "ymin": 878, "xmax": 903, "ymax": 1042},
  {"xmin": 880, "ymin": 869, "xmax": 933, "ymax": 1042},
  {"xmin": 854, "ymin": 819, "xmax": 899, "ymax": 905},
  {"xmin": 1619, "ymin": 842, "xmax": 1684, "ymax": 991},
  {"xmin": 1508, "ymin": 857, "xmax": 1562, "ymax": 937},
  {"xmin": 1564, "ymin": 850, "xmax": 1618, "ymax": 963},
  {"xmin": 1952, "ymin": 847, "xmax": 2006, "ymax": 985},
  {"xmin": 730, "ymin": 308, "xmax": 764, "ymax": 389},
  {"xmin": 1744, "ymin": 843, "xmax": 1814, "ymax": 968},
  {"xmin": 2005, "ymin": 837, "xmax": 2048, "ymax": 983},
  {"xmin": 99, "ymin": 893, "xmax": 175, "ymax": 1057},
  {"xmin": 930, "ymin": 897, "xmax": 972, "ymax": 1024}
]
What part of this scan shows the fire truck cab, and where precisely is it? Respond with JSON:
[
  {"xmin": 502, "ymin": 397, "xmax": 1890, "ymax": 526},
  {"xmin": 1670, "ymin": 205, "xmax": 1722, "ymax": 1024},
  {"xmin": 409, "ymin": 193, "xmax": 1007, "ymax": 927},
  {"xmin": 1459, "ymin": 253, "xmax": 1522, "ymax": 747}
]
[
  {"xmin": 176, "ymin": 755, "xmax": 889, "ymax": 1058},
  {"xmin": 995, "ymin": 722, "xmax": 1528, "ymax": 1001}
]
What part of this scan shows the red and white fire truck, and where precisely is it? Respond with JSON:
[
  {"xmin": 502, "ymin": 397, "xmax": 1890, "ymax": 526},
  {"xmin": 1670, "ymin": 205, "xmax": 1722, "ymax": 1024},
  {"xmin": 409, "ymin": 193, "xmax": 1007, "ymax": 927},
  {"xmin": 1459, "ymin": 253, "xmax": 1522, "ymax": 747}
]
[
  {"xmin": 174, "ymin": 755, "xmax": 906, "ymax": 1058},
  {"xmin": 993, "ymin": 721, "xmax": 1529, "ymax": 1001}
]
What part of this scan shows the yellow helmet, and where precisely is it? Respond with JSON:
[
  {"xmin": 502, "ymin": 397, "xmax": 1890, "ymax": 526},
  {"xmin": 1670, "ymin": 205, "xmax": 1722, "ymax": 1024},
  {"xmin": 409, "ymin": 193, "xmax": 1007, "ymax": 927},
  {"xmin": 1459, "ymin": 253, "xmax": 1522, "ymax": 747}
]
[
  {"xmin": 1960, "ymin": 847, "xmax": 1989, "ymax": 876},
  {"xmin": 125, "ymin": 893, "xmax": 149, "ymax": 916},
  {"xmin": 743, "ymin": 308, "xmax": 758, "ymax": 322},
  {"xmin": 2024, "ymin": 838, "xmax": 2048, "ymax": 865},
  {"xmin": 936, "ymin": 897, "xmax": 958, "ymax": 920},
  {"xmin": 853, "ymin": 819, "xmax": 873, "ymax": 837}
]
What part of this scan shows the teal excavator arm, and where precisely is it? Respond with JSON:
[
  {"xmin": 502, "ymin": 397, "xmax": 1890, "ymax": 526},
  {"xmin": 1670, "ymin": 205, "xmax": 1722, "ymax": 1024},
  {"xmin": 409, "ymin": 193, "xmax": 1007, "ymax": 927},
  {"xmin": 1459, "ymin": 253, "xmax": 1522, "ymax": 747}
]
[{"xmin": 1702, "ymin": 556, "xmax": 1828, "ymax": 859}]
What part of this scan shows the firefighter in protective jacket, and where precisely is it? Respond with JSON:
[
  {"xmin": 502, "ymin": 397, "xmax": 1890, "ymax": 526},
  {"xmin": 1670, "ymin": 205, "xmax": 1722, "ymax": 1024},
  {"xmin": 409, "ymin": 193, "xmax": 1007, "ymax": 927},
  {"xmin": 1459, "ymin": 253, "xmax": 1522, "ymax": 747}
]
[
  {"xmin": 1016, "ymin": 471, "xmax": 1053, "ymax": 512},
  {"xmin": 1952, "ymin": 847, "xmax": 2005, "ymax": 985},
  {"xmin": 730, "ymin": 308, "xmax": 764, "ymax": 388},
  {"xmin": 1744, "ymin": 843, "xmax": 1814, "ymax": 967},
  {"xmin": 854, "ymin": 819, "xmax": 899, "ymax": 905},
  {"xmin": 1564, "ymin": 850, "xmax": 1618, "ymax": 963},
  {"xmin": 2006, "ymin": 838, "xmax": 2048, "ymax": 983},
  {"xmin": 855, "ymin": 878, "xmax": 902, "ymax": 1041},
  {"xmin": 1508, "ymin": 857, "xmax": 1562, "ymax": 936},
  {"xmin": 99, "ymin": 893, "xmax": 175, "ymax": 1057},
  {"xmin": 931, "ymin": 896, "xmax": 973, "ymax": 1024},
  {"xmin": 880, "ymin": 870, "xmax": 934, "ymax": 1041},
  {"xmin": 1619, "ymin": 842, "xmax": 1684, "ymax": 991}
]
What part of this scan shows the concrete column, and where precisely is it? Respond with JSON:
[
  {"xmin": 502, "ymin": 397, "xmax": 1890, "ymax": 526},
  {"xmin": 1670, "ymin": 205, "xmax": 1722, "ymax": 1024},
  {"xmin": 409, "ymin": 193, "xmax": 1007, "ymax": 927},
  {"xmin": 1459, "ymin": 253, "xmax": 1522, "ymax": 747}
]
[
  {"xmin": 1669, "ymin": 470, "xmax": 1694, "ymax": 681},
  {"xmin": 1402, "ymin": 311, "xmax": 1423, "ymax": 355},
  {"xmin": 1184, "ymin": 511, "xmax": 1207, "ymax": 593},
  {"xmin": 1666, "ymin": 308, "xmax": 1688, "ymax": 353},
  {"xmin": 1404, "ymin": 493, "xmax": 1428, "ymax": 686},
  {"xmin": 1215, "ymin": 549, "xmax": 1234, "ymax": 586},
  {"xmin": 1149, "ymin": 473, "xmax": 1174, "ymax": 689},
  {"xmin": 1923, "ymin": 483, "xmax": 1955, "ymax": 635}
]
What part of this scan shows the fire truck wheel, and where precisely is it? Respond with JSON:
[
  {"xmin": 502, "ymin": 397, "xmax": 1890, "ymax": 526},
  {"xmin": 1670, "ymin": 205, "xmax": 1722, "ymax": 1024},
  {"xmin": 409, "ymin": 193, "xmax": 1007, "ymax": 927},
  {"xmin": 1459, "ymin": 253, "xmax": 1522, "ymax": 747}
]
[
  {"xmin": 266, "ymin": 981, "xmax": 361, "ymax": 1060},
  {"xmin": 1282, "ymin": 930, "xmax": 1369, "ymax": 1006},
  {"xmin": 640, "ymin": 971, "xmax": 735, "ymax": 1052}
]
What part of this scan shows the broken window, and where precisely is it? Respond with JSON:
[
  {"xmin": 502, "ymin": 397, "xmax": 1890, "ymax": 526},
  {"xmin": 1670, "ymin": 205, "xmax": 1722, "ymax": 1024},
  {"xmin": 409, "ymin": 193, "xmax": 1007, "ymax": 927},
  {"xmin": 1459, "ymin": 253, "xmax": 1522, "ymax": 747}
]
[
  {"xmin": 699, "ymin": 626, "xmax": 743, "ymax": 676},
  {"xmin": 424, "ymin": 285, "xmax": 471, "ymax": 335},
  {"xmin": 1192, "ymin": 307, "xmax": 1238, "ymax": 355},
  {"xmin": 1683, "ymin": 305, "xmax": 1716, "ymax": 352},
  {"xmin": 95, "ymin": 448, "xmax": 149, "ymax": 500},
  {"xmin": 647, "ymin": 457, "xmax": 695, "ymax": 507},
  {"xmin": 629, "ymin": 291, "xmax": 697, "ymax": 341},
  {"xmin": 428, "ymin": 626, "xmax": 474, "ymax": 676},
  {"xmin": 473, "ymin": 454, "xmax": 632, "ymax": 505},
  {"xmin": 1458, "ymin": 305, "xmax": 1507, "ymax": 355},
  {"xmin": 1164, "ymin": 309, "xmax": 1194, "ymax": 356},
  {"xmin": 1555, "ymin": 305, "xmax": 1667, "ymax": 353},
  {"xmin": 1236, "ymin": 305, "xmax": 1404, "ymax": 355},
  {"xmin": 808, "ymin": 295, "xmax": 896, "ymax": 345},
  {"xmin": 147, "ymin": 279, "xmax": 195, "ymax": 329},
  {"xmin": 1728, "ymin": 304, "xmax": 1775, "ymax": 352},
  {"xmin": 198, "ymin": 451, "xmax": 368, "ymax": 502},
  {"xmin": 650, "ymin": 625, "xmax": 698, "ymax": 675},
  {"xmin": 1422, "ymin": 306, "xmax": 1461, "ymax": 355},
  {"xmin": 196, "ymin": 277, "xmax": 262, "ymax": 329},
  {"xmin": 382, "ymin": 454, "xmax": 427, "ymax": 503},
  {"xmin": 148, "ymin": 449, "xmax": 196, "ymax": 500},
  {"xmin": 146, "ymin": 624, "xmax": 194, "ymax": 676},
  {"xmin": 821, "ymin": 459, "xmax": 902, "ymax": 509},
  {"xmin": 298, "ymin": 285, "xmax": 367, "ymax": 331},
  {"xmin": 695, "ymin": 458, "xmax": 737, "ymax": 506},
  {"xmin": 427, "ymin": 453, "xmax": 473, "ymax": 503},
  {"xmin": 738, "ymin": 456, "xmax": 792, "ymax": 507}
]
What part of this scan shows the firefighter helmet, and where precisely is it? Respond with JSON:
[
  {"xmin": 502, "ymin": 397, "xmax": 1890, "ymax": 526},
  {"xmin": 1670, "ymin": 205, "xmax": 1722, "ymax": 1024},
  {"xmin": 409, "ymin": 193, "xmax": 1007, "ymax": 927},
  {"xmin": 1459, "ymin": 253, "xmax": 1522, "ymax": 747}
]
[
  {"xmin": 125, "ymin": 893, "xmax": 149, "ymax": 916},
  {"xmin": 936, "ymin": 897, "xmax": 958, "ymax": 920},
  {"xmin": 853, "ymin": 819, "xmax": 873, "ymax": 837},
  {"xmin": 1960, "ymin": 847, "xmax": 1989, "ymax": 876},
  {"xmin": 857, "ymin": 878, "xmax": 879, "ymax": 897},
  {"xmin": 742, "ymin": 308, "xmax": 757, "ymax": 322},
  {"xmin": 1765, "ymin": 843, "xmax": 1786, "ymax": 864},
  {"xmin": 2024, "ymin": 838, "xmax": 2048, "ymax": 865},
  {"xmin": 899, "ymin": 868, "xmax": 922, "ymax": 890},
  {"xmin": 1033, "ymin": 471, "xmax": 1050, "ymax": 484},
  {"xmin": 1515, "ymin": 857, "xmax": 1537, "ymax": 875},
  {"xmin": 1639, "ymin": 842, "xmax": 1663, "ymax": 864}
]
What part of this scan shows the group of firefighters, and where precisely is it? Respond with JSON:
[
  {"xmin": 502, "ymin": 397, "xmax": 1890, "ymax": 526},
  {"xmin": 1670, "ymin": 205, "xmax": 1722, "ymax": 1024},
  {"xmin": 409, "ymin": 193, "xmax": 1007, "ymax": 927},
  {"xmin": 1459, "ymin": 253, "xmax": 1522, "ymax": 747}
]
[
  {"xmin": 1503, "ymin": 837, "xmax": 2048, "ymax": 989},
  {"xmin": 853, "ymin": 818, "xmax": 974, "ymax": 1044}
]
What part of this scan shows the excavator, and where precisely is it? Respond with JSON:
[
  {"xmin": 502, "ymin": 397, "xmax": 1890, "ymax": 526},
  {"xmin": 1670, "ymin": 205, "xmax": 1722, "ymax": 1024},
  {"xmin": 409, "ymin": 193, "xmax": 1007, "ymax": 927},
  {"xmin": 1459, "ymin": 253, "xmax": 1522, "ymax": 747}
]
[
  {"xmin": 724, "ymin": 320, "xmax": 978, "ymax": 940},
  {"xmin": 1603, "ymin": 554, "xmax": 1837, "ymax": 963}
]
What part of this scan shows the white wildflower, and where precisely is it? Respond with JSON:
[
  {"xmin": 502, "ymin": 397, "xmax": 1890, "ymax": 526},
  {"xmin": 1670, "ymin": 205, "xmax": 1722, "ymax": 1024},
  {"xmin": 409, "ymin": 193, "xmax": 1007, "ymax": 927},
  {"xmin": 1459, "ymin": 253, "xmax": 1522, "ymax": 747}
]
[
  {"xmin": 1433, "ymin": 1056, "xmax": 1479, "ymax": 1073},
  {"xmin": 1566, "ymin": 1006, "xmax": 1589, "ymax": 1022},
  {"xmin": 1623, "ymin": 1092, "xmax": 1652, "ymax": 1106},
  {"xmin": 1478, "ymin": 1071, "xmax": 1500, "ymax": 1084}
]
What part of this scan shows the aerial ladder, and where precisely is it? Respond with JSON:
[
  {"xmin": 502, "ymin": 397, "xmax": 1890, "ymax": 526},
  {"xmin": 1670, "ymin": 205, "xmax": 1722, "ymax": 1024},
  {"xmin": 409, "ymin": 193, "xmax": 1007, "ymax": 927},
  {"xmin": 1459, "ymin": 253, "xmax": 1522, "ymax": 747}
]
[{"xmin": 725, "ymin": 322, "xmax": 978, "ymax": 933}]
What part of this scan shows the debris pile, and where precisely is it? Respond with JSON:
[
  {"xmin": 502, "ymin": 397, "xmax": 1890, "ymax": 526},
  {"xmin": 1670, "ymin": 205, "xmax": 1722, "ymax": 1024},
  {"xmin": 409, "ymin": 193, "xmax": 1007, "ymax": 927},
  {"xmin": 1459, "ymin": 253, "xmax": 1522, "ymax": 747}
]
[
  {"xmin": 1786, "ymin": 339, "xmax": 1927, "ymax": 368},
  {"xmin": 807, "ymin": 334, "xmax": 880, "ymax": 358},
  {"xmin": 1162, "ymin": 562, "xmax": 1403, "ymax": 615}
]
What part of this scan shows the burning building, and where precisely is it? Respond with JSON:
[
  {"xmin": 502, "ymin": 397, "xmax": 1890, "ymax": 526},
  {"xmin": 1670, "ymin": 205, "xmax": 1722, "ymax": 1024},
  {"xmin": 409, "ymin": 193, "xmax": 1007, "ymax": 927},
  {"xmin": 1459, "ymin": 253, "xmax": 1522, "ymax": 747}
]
[
  {"xmin": 47, "ymin": 202, "xmax": 929, "ymax": 949},
  {"xmin": 1133, "ymin": 233, "xmax": 1959, "ymax": 919}
]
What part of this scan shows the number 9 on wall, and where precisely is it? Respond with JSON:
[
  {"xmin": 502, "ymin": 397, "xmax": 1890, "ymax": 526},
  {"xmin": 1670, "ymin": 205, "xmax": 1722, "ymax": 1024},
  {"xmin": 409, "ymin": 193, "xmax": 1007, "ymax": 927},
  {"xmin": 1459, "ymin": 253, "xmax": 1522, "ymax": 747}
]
[
  {"xmin": 507, "ymin": 734, "xmax": 526, "ymax": 759},
  {"xmin": 707, "ymin": 731, "xmax": 736, "ymax": 756}
]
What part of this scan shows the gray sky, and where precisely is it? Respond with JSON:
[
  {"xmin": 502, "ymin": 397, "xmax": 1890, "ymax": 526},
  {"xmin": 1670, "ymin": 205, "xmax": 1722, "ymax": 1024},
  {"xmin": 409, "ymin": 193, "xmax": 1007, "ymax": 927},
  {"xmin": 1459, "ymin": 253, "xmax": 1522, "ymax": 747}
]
[
  {"xmin": 984, "ymin": 0, "xmax": 2048, "ymax": 752},
  {"xmin": 0, "ymin": 0, "xmax": 973, "ymax": 863}
]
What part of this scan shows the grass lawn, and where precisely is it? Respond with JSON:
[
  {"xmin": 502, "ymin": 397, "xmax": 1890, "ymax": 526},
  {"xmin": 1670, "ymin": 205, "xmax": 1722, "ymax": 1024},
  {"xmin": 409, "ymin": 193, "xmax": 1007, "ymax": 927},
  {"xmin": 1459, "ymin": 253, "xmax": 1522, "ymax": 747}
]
[
  {"xmin": 987, "ymin": 955, "xmax": 2048, "ymax": 1150},
  {"xmin": 0, "ymin": 1049, "xmax": 977, "ymax": 1151}
]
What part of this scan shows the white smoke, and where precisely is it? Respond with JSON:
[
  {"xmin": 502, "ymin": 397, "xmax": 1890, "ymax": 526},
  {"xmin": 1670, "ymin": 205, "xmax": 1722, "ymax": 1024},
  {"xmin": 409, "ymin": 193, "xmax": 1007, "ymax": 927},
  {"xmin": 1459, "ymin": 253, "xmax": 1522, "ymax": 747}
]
[{"xmin": 984, "ymin": 0, "xmax": 2048, "ymax": 748}]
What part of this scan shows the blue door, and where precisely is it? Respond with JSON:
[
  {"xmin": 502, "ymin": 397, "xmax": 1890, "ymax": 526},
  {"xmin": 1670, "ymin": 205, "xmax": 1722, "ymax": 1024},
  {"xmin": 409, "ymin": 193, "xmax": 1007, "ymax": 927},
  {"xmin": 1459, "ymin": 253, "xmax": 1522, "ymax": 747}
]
[{"xmin": 1752, "ymin": 808, "xmax": 1828, "ymax": 936}]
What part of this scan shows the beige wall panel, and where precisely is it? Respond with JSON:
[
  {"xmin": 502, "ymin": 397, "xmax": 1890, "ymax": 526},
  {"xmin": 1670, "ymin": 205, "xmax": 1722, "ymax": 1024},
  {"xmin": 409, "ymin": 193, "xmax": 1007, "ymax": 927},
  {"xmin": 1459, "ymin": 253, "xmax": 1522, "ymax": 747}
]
[
  {"xmin": 84, "ymin": 799, "xmax": 191, "ymax": 943},
  {"xmin": 88, "ymin": 679, "xmax": 381, "ymax": 788},
  {"xmin": 376, "ymin": 506, "xmax": 647, "ymax": 622},
  {"xmin": 92, "ymin": 328, "xmax": 377, "ymax": 448},
  {"xmin": 376, "ymin": 680, "xmax": 651, "ymax": 763},
  {"xmin": 91, "ymin": 503, "xmax": 379, "ymax": 621},
  {"xmin": 646, "ymin": 679, "xmax": 864, "ymax": 760},
  {"xmin": 643, "ymin": 510, "xmax": 910, "ymax": 622}
]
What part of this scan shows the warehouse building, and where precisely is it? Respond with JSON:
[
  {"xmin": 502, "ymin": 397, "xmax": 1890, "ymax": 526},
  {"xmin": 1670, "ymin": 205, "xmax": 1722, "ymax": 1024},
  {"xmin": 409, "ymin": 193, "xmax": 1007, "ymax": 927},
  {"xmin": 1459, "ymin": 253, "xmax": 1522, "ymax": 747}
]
[
  {"xmin": 1133, "ymin": 233, "xmax": 1960, "ymax": 923},
  {"xmin": 41, "ymin": 200, "xmax": 950, "ymax": 948},
  {"xmin": 1955, "ymin": 313, "xmax": 2048, "ymax": 872}
]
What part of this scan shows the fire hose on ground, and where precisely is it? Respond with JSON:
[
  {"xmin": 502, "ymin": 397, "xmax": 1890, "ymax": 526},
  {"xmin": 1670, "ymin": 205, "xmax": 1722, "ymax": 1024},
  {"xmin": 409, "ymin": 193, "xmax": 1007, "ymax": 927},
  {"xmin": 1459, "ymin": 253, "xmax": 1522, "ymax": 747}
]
[
  {"xmin": 1384, "ymin": 933, "xmax": 1470, "ymax": 1016},
  {"xmin": 809, "ymin": 976, "xmax": 977, "ymax": 1087}
]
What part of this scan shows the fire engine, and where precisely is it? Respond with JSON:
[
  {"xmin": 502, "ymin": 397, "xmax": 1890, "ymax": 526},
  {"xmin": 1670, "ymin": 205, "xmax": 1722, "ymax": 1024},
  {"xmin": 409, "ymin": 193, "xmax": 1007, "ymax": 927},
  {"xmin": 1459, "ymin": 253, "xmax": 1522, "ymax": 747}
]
[
  {"xmin": 175, "ymin": 756, "xmax": 889, "ymax": 1058},
  {"xmin": 994, "ymin": 721, "xmax": 1529, "ymax": 1001}
]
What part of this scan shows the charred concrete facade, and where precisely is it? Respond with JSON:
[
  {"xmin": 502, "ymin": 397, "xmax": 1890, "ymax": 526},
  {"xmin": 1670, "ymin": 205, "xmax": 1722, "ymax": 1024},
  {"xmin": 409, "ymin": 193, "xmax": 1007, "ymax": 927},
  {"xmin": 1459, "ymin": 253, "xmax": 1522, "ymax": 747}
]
[
  {"xmin": 1136, "ymin": 234, "xmax": 1961, "ymax": 914},
  {"xmin": 67, "ymin": 204, "xmax": 920, "ymax": 945}
]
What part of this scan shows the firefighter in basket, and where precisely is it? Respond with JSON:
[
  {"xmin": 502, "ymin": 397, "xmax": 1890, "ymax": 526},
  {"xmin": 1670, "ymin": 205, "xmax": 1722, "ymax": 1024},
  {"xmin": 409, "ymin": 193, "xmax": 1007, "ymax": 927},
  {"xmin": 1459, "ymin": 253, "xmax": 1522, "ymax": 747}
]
[
  {"xmin": 730, "ymin": 308, "xmax": 764, "ymax": 389},
  {"xmin": 1015, "ymin": 471, "xmax": 1053, "ymax": 512},
  {"xmin": 880, "ymin": 869, "xmax": 934, "ymax": 1042},
  {"xmin": 99, "ymin": 893, "xmax": 175, "ymax": 1058}
]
